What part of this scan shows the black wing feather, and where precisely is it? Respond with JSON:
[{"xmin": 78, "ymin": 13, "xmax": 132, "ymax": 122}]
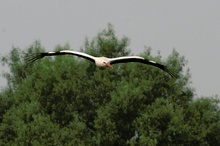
[
  {"xmin": 111, "ymin": 58, "xmax": 178, "ymax": 78},
  {"xmin": 141, "ymin": 59, "xmax": 178, "ymax": 78},
  {"xmin": 25, "ymin": 51, "xmax": 95, "ymax": 64}
]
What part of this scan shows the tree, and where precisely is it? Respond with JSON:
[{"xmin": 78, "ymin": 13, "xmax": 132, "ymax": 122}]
[{"xmin": 0, "ymin": 24, "xmax": 219, "ymax": 145}]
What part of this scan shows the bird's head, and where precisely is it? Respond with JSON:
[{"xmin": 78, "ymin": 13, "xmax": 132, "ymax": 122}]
[
  {"xmin": 102, "ymin": 61, "xmax": 113, "ymax": 68},
  {"xmin": 95, "ymin": 57, "xmax": 113, "ymax": 69}
]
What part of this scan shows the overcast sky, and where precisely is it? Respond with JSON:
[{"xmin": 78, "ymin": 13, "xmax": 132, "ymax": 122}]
[{"xmin": 0, "ymin": 0, "xmax": 219, "ymax": 98}]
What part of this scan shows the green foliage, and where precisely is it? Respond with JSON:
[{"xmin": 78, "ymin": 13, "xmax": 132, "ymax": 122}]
[{"xmin": 0, "ymin": 24, "xmax": 219, "ymax": 145}]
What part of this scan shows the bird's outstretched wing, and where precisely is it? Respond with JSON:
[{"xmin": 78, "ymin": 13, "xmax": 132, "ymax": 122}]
[
  {"xmin": 109, "ymin": 56, "xmax": 178, "ymax": 78},
  {"xmin": 25, "ymin": 50, "xmax": 96, "ymax": 63}
]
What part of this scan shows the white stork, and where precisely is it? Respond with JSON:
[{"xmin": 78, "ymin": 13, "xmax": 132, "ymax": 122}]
[{"xmin": 25, "ymin": 50, "xmax": 177, "ymax": 78}]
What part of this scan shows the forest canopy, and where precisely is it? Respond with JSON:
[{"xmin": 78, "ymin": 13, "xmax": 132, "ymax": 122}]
[{"xmin": 0, "ymin": 24, "xmax": 219, "ymax": 145}]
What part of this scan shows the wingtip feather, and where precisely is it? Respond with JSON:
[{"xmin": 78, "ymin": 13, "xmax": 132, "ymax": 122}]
[
  {"xmin": 24, "ymin": 53, "xmax": 44, "ymax": 64},
  {"xmin": 164, "ymin": 67, "xmax": 178, "ymax": 78}
]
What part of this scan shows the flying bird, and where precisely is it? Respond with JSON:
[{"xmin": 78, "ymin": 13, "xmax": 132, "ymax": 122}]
[{"xmin": 25, "ymin": 50, "xmax": 177, "ymax": 78}]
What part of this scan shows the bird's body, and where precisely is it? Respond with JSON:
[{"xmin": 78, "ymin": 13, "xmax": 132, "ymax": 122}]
[{"xmin": 26, "ymin": 50, "xmax": 177, "ymax": 78}]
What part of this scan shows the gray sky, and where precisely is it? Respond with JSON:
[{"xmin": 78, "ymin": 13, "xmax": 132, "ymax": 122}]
[{"xmin": 0, "ymin": 0, "xmax": 219, "ymax": 98}]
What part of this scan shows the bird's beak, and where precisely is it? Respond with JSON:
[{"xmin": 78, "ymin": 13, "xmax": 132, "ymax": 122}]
[{"xmin": 106, "ymin": 63, "xmax": 113, "ymax": 68}]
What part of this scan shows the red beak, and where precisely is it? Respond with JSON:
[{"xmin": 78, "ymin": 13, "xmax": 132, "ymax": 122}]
[{"xmin": 105, "ymin": 63, "xmax": 113, "ymax": 68}]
